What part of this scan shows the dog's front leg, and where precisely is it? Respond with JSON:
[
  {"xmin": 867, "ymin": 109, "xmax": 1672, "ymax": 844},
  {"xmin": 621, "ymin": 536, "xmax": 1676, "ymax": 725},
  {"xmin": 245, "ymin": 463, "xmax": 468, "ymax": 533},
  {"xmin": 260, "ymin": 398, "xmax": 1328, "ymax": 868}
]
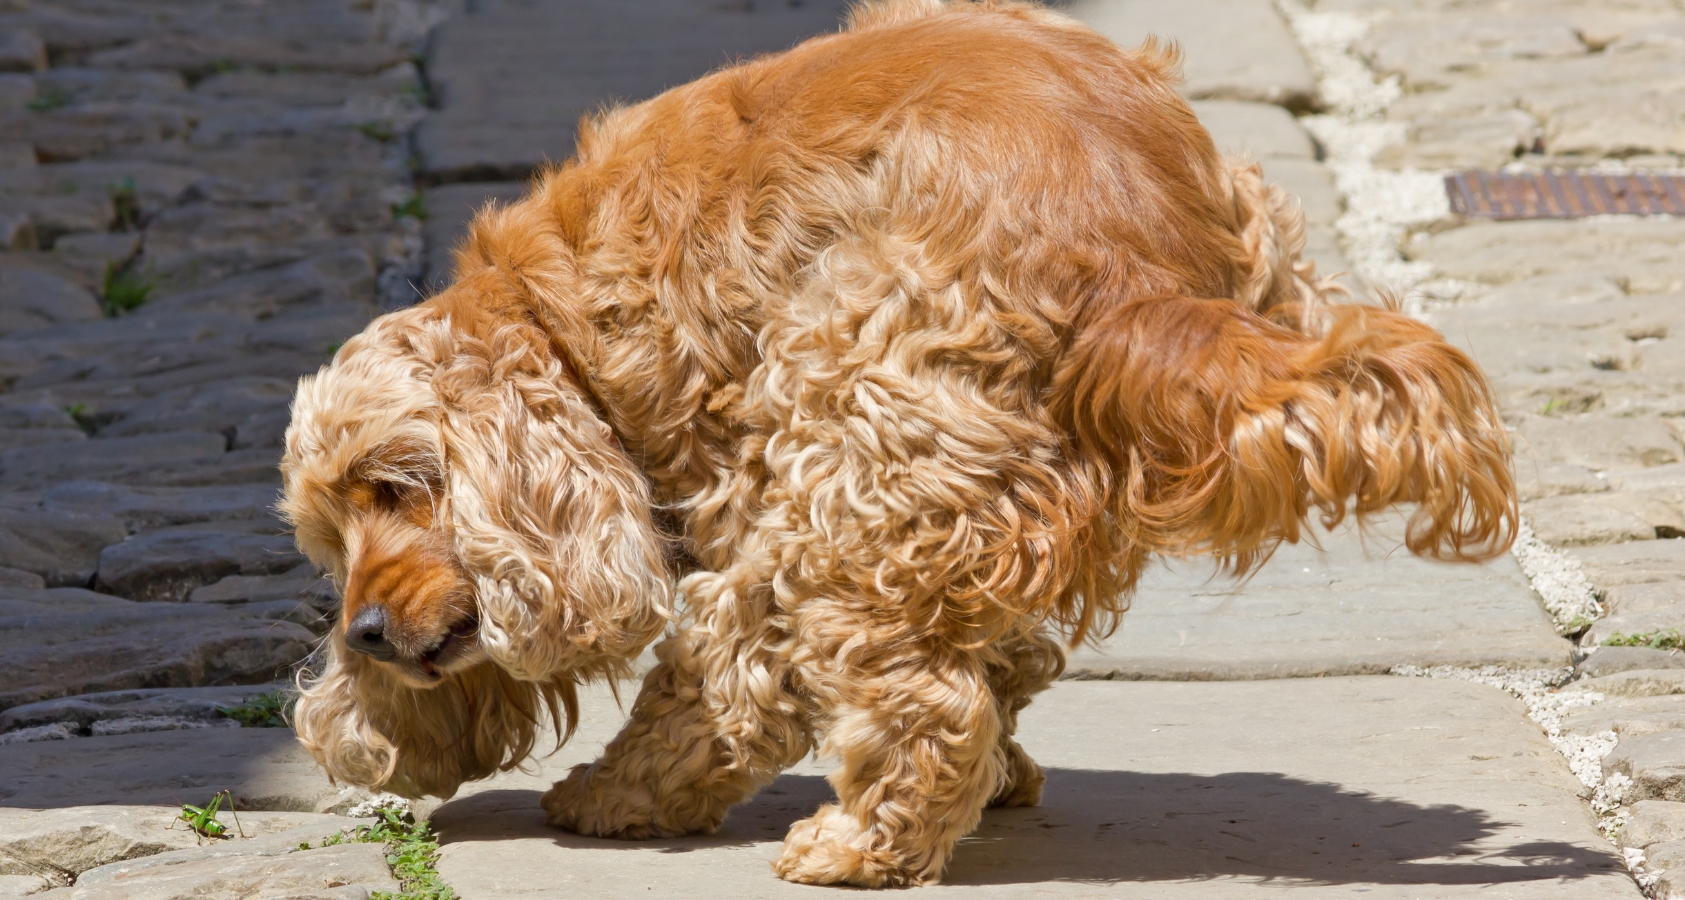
[
  {"xmin": 985, "ymin": 626, "xmax": 1065, "ymax": 809},
  {"xmin": 542, "ymin": 567, "xmax": 811, "ymax": 838},
  {"xmin": 775, "ymin": 602, "xmax": 1005, "ymax": 888}
]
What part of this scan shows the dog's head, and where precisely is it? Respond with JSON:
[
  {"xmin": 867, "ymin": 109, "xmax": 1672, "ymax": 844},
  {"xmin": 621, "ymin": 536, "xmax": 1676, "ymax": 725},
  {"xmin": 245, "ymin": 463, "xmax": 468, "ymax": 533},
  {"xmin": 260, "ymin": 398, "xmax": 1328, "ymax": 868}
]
[{"xmin": 280, "ymin": 296, "xmax": 671, "ymax": 797}]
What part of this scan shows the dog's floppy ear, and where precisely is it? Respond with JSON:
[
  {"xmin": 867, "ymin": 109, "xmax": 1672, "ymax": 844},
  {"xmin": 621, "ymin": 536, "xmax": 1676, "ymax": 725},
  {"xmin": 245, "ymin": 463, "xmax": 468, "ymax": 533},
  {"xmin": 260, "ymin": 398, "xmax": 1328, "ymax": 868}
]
[{"xmin": 433, "ymin": 320, "xmax": 673, "ymax": 682}]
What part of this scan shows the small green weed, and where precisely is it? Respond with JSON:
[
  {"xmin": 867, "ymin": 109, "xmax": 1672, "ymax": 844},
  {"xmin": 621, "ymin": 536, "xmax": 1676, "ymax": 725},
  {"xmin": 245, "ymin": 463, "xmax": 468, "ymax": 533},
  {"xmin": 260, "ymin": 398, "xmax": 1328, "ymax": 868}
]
[
  {"xmin": 217, "ymin": 689, "xmax": 294, "ymax": 727},
  {"xmin": 391, "ymin": 192, "xmax": 426, "ymax": 221},
  {"xmin": 110, "ymin": 177, "xmax": 140, "ymax": 230},
  {"xmin": 26, "ymin": 90, "xmax": 69, "ymax": 112},
  {"xmin": 357, "ymin": 121, "xmax": 398, "ymax": 142},
  {"xmin": 325, "ymin": 340, "xmax": 345, "ymax": 355},
  {"xmin": 63, "ymin": 404, "xmax": 98, "ymax": 435},
  {"xmin": 1602, "ymin": 629, "xmax": 1685, "ymax": 651},
  {"xmin": 300, "ymin": 810, "xmax": 456, "ymax": 900},
  {"xmin": 101, "ymin": 264, "xmax": 153, "ymax": 316}
]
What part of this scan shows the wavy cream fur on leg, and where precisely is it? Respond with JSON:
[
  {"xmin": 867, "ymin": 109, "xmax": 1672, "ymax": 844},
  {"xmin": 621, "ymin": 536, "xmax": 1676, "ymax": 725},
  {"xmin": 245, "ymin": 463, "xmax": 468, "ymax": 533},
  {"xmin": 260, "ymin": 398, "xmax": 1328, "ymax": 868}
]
[{"xmin": 280, "ymin": 0, "xmax": 1516, "ymax": 886}]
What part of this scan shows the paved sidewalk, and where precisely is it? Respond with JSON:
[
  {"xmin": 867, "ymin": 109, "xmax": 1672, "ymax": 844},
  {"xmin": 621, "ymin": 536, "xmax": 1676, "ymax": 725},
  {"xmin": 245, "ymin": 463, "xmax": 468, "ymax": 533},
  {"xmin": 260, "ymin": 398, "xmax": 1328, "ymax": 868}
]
[{"xmin": 430, "ymin": 680, "xmax": 1631, "ymax": 899}]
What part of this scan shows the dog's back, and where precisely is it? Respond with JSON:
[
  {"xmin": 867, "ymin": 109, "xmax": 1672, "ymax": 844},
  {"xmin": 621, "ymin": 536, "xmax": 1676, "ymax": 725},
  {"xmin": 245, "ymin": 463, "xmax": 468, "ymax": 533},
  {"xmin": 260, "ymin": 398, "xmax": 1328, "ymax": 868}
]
[
  {"xmin": 511, "ymin": 0, "xmax": 1271, "ymax": 330},
  {"xmin": 442, "ymin": 0, "xmax": 1511, "ymax": 639}
]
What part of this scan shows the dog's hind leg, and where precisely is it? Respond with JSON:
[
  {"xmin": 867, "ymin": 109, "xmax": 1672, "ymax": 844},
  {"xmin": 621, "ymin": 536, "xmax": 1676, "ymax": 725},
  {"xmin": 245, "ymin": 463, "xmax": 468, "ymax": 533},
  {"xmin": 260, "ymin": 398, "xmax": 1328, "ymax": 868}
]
[
  {"xmin": 986, "ymin": 626, "xmax": 1065, "ymax": 809},
  {"xmin": 542, "ymin": 565, "xmax": 812, "ymax": 838}
]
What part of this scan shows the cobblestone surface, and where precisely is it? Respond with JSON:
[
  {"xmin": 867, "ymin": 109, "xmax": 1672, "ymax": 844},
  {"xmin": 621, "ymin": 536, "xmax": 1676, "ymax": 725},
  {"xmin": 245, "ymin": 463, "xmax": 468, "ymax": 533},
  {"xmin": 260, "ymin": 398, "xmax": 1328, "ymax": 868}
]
[
  {"xmin": 0, "ymin": 0, "xmax": 443, "ymax": 895},
  {"xmin": 0, "ymin": 0, "xmax": 1677, "ymax": 897}
]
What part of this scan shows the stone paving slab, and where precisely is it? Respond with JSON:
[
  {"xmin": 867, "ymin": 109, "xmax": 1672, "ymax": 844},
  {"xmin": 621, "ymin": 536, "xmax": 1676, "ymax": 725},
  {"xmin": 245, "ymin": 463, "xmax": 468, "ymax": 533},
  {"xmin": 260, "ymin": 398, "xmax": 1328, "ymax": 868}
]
[
  {"xmin": 0, "ymin": 805, "xmax": 355, "ymax": 882},
  {"xmin": 430, "ymin": 678, "xmax": 1634, "ymax": 898},
  {"xmin": 1407, "ymin": 219, "xmax": 1685, "ymax": 296},
  {"xmin": 1067, "ymin": 515, "xmax": 1571, "ymax": 680},
  {"xmin": 418, "ymin": 0, "xmax": 856, "ymax": 180},
  {"xmin": 0, "ymin": 727, "xmax": 359, "ymax": 814},
  {"xmin": 420, "ymin": 181, "xmax": 529, "ymax": 292},
  {"xmin": 58, "ymin": 841, "xmax": 398, "ymax": 900},
  {"xmin": 1191, "ymin": 99, "xmax": 1318, "ymax": 160},
  {"xmin": 1066, "ymin": 0, "xmax": 1318, "ymax": 110}
]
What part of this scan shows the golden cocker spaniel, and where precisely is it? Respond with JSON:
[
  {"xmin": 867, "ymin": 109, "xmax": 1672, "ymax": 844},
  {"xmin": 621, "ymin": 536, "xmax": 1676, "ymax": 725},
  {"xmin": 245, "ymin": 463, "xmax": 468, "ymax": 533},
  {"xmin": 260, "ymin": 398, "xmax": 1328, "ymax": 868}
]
[{"xmin": 280, "ymin": 0, "xmax": 1515, "ymax": 886}]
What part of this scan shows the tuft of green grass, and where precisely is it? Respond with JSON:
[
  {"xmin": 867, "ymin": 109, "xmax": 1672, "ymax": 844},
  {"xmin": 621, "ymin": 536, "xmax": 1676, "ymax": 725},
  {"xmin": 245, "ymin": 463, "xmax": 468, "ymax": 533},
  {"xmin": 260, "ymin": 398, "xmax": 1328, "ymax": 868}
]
[
  {"xmin": 110, "ymin": 177, "xmax": 141, "ymax": 230},
  {"xmin": 101, "ymin": 264, "xmax": 154, "ymax": 316},
  {"xmin": 27, "ymin": 90, "xmax": 69, "ymax": 112},
  {"xmin": 63, "ymin": 404, "xmax": 98, "ymax": 435},
  {"xmin": 391, "ymin": 192, "xmax": 426, "ymax": 221},
  {"xmin": 301, "ymin": 810, "xmax": 456, "ymax": 900},
  {"xmin": 357, "ymin": 121, "xmax": 398, "ymax": 142},
  {"xmin": 1602, "ymin": 629, "xmax": 1685, "ymax": 651},
  {"xmin": 217, "ymin": 689, "xmax": 294, "ymax": 727}
]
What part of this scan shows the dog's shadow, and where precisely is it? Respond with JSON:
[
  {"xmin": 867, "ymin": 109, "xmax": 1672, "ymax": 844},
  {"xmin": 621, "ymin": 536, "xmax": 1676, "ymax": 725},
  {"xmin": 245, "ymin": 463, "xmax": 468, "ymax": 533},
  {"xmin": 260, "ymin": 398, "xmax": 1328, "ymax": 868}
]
[{"xmin": 429, "ymin": 768, "xmax": 1620, "ymax": 886}]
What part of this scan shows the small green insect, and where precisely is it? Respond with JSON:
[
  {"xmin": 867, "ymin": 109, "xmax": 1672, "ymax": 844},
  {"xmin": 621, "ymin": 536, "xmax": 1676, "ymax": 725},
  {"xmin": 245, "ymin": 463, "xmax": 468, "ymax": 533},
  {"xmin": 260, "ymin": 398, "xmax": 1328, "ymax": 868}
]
[{"xmin": 171, "ymin": 791, "xmax": 247, "ymax": 843}]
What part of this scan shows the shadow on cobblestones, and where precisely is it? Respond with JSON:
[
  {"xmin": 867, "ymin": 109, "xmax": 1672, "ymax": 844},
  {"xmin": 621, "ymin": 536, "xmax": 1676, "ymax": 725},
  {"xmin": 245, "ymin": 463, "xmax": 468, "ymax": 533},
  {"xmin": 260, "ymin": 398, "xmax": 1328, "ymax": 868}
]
[{"xmin": 432, "ymin": 769, "xmax": 1619, "ymax": 887}]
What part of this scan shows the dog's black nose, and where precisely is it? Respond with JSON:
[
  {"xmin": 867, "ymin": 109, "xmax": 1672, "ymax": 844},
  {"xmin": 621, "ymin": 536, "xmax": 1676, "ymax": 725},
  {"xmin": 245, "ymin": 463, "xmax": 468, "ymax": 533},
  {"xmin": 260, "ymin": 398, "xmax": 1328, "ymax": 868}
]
[{"xmin": 345, "ymin": 605, "xmax": 396, "ymax": 661}]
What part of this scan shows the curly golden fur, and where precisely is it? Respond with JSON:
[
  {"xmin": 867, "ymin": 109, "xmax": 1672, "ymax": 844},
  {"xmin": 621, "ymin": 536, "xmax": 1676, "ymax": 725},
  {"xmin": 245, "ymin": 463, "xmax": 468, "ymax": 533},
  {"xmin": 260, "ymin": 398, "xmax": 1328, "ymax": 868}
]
[{"xmin": 280, "ymin": 0, "xmax": 1516, "ymax": 886}]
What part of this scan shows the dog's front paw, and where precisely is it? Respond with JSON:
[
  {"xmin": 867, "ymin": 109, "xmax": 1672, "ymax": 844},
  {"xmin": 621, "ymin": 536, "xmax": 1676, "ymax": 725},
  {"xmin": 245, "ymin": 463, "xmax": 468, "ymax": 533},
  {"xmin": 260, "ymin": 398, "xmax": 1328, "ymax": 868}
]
[
  {"xmin": 542, "ymin": 762, "xmax": 721, "ymax": 839},
  {"xmin": 542, "ymin": 762, "xmax": 666, "ymax": 839},
  {"xmin": 989, "ymin": 739, "xmax": 1045, "ymax": 808},
  {"xmin": 773, "ymin": 804, "xmax": 925, "ymax": 887}
]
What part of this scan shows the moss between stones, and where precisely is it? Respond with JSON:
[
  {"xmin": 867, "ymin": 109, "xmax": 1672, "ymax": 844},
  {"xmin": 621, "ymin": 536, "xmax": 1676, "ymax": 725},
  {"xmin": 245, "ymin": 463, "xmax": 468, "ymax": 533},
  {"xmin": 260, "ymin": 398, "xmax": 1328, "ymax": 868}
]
[
  {"xmin": 1602, "ymin": 629, "xmax": 1685, "ymax": 651},
  {"xmin": 304, "ymin": 810, "xmax": 457, "ymax": 900}
]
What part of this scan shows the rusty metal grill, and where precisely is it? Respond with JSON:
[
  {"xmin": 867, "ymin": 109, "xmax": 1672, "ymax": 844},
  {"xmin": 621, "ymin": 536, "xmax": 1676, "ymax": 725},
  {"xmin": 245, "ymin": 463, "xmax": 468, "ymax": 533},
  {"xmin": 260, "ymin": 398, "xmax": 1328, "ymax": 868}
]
[{"xmin": 1445, "ymin": 170, "xmax": 1685, "ymax": 220}]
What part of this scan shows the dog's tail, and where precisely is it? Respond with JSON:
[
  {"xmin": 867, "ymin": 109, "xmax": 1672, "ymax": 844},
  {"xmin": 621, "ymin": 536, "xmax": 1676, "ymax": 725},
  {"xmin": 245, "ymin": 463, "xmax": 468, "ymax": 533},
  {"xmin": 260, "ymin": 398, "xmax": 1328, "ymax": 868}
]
[
  {"xmin": 1049, "ymin": 292, "xmax": 1517, "ymax": 594},
  {"xmin": 1225, "ymin": 158, "xmax": 1346, "ymax": 328}
]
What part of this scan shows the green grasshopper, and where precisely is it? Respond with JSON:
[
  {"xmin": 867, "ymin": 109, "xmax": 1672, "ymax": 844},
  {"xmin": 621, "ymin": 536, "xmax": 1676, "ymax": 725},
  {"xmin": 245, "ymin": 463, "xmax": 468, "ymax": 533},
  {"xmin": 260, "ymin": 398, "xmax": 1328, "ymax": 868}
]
[{"xmin": 171, "ymin": 791, "xmax": 247, "ymax": 843}]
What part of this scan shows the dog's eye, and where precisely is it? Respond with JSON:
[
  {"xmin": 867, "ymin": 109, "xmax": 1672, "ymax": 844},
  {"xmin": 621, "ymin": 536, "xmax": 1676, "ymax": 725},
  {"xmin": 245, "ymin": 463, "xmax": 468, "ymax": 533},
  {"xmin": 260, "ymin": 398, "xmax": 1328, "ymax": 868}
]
[{"xmin": 369, "ymin": 479, "xmax": 412, "ymax": 510}]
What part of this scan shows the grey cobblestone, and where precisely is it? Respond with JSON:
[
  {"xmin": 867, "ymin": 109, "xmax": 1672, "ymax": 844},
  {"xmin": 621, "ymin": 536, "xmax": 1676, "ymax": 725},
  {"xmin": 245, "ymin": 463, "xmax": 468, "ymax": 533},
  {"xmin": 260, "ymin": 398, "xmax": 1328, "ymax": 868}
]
[{"xmin": 0, "ymin": 5, "xmax": 447, "ymax": 895}]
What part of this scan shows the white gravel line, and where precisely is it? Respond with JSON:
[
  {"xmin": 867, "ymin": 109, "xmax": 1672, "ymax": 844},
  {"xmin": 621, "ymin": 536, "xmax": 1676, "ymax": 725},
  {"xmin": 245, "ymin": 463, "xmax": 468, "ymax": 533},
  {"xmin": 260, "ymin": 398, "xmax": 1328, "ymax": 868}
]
[
  {"xmin": 0, "ymin": 722, "xmax": 77, "ymax": 745},
  {"xmin": 1275, "ymin": 0, "xmax": 1468, "ymax": 310},
  {"xmin": 1512, "ymin": 521, "xmax": 1605, "ymax": 631},
  {"xmin": 348, "ymin": 793, "xmax": 415, "ymax": 819}
]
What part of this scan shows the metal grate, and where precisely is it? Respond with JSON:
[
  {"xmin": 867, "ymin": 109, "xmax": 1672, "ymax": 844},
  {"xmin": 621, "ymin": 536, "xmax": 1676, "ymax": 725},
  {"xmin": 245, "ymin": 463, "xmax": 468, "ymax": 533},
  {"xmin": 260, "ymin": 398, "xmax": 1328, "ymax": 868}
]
[{"xmin": 1445, "ymin": 169, "xmax": 1685, "ymax": 220}]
